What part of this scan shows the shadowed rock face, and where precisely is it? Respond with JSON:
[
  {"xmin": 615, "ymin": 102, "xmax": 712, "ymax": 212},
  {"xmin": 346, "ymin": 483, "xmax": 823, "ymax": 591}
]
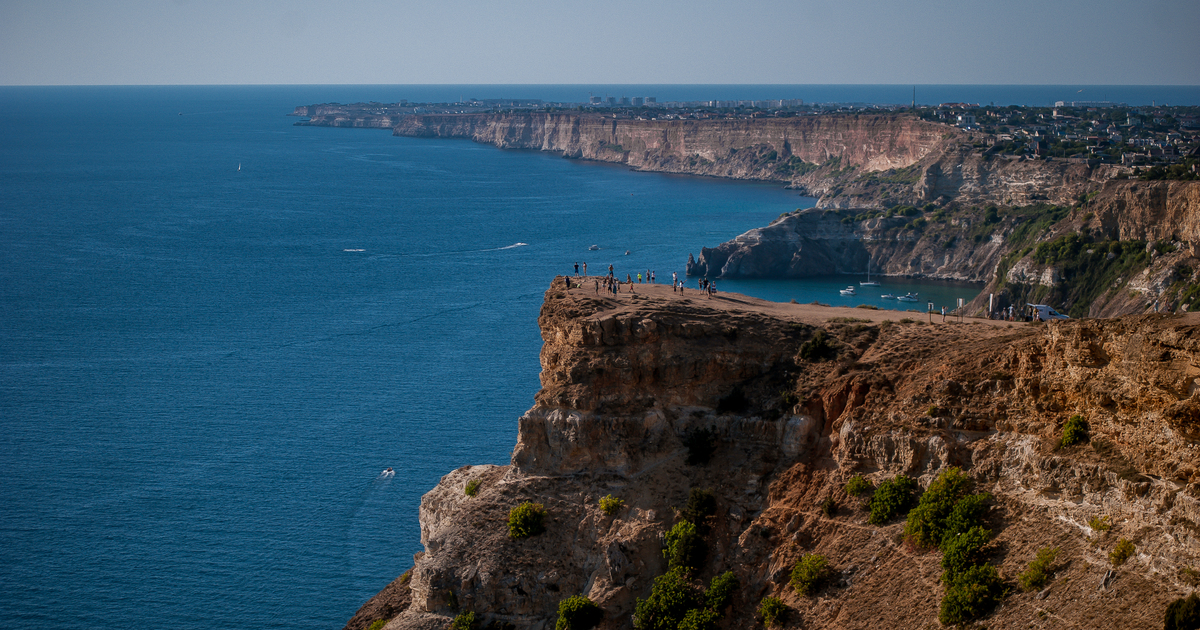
[{"xmin": 352, "ymin": 280, "xmax": 1200, "ymax": 630}]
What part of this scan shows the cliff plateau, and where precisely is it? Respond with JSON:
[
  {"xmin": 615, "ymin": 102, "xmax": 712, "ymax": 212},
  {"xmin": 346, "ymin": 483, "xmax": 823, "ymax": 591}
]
[{"xmin": 350, "ymin": 279, "xmax": 1200, "ymax": 630}]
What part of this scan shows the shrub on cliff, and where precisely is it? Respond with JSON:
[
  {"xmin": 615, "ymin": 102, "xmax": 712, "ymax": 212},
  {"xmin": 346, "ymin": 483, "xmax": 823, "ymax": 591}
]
[
  {"xmin": 940, "ymin": 526, "xmax": 992, "ymax": 583},
  {"xmin": 449, "ymin": 611, "xmax": 476, "ymax": 630},
  {"xmin": 1018, "ymin": 547, "xmax": 1059, "ymax": 592},
  {"xmin": 676, "ymin": 608, "xmax": 720, "ymax": 630},
  {"xmin": 903, "ymin": 467, "xmax": 974, "ymax": 549},
  {"xmin": 705, "ymin": 571, "xmax": 739, "ymax": 612},
  {"xmin": 507, "ymin": 502, "xmax": 547, "ymax": 539},
  {"xmin": 790, "ymin": 553, "xmax": 832, "ymax": 597},
  {"xmin": 664, "ymin": 521, "xmax": 706, "ymax": 573},
  {"xmin": 757, "ymin": 596, "xmax": 787, "ymax": 628},
  {"xmin": 464, "ymin": 479, "xmax": 480, "ymax": 497},
  {"xmin": 555, "ymin": 595, "xmax": 603, "ymax": 630},
  {"xmin": 940, "ymin": 492, "xmax": 992, "ymax": 547},
  {"xmin": 1110, "ymin": 538, "xmax": 1136, "ymax": 567},
  {"xmin": 799, "ymin": 330, "xmax": 836, "ymax": 362},
  {"xmin": 869, "ymin": 475, "xmax": 918, "ymax": 525},
  {"xmin": 633, "ymin": 568, "xmax": 702, "ymax": 630},
  {"xmin": 1164, "ymin": 593, "xmax": 1200, "ymax": 630},
  {"xmin": 1061, "ymin": 414, "xmax": 1089, "ymax": 447},
  {"xmin": 681, "ymin": 488, "xmax": 717, "ymax": 533},
  {"xmin": 599, "ymin": 494, "xmax": 624, "ymax": 516},
  {"xmin": 938, "ymin": 563, "xmax": 1004, "ymax": 626},
  {"xmin": 844, "ymin": 474, "xmax": 872, "ymax": 498}
]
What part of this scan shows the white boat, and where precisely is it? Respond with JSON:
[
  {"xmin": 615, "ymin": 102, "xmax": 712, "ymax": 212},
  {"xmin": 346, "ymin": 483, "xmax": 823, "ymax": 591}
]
[
  {"xmin": 839, "ymin": 286, "xmax": 856, "ymax": 296},
  {"xmin": 897, "ymin": 293, "xmax": 919, "ymax": 302},
  {"xmin": 860, "ymin": 257, "xmax": 880, "ymax": 286},
  {"xmin": 881, "ymin": 293, "xmax": 897, "ymax": 300},
  {"xmin": 588, "ymin": 245, "xmax": 600, "ymax": 251}
]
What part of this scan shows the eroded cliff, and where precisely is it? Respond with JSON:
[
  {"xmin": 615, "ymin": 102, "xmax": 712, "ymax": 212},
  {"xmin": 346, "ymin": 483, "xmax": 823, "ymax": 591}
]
[
  {"xmin": 351, "ymin": 279, "xmax": 1200, "ymax": 630},
  {"xmin": 393, "ymin": 113, "xmax": 954, "ymax": 185}
]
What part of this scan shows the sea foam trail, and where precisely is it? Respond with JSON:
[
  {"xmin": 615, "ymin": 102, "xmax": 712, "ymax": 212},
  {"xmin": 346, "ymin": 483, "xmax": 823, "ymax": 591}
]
[{"xmin": 370, "ymin": 243, "xmax": 530, "ymax": 258}]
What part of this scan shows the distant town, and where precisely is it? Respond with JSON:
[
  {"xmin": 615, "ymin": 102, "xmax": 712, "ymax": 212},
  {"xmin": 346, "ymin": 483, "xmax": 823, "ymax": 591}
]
[{"xmin": 296, "ymin": 95, "xmax": 1200, "ymax": 177}]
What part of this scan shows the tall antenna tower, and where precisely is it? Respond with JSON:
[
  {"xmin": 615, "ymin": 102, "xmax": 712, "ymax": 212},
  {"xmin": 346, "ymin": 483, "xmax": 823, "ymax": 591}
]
[{"xmin": 912, "ymin": 86, "xmax": 916, "ymax": 109}]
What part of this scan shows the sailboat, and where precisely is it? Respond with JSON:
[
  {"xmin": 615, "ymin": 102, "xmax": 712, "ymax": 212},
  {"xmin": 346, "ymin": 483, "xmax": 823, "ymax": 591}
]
[
  {"xmin": 860, "ymin": 256, "xmax": 880, "ymax": 286},
  {"xmin": 237, "ymin": 163, "xmax": 241, "ymax": 172}
]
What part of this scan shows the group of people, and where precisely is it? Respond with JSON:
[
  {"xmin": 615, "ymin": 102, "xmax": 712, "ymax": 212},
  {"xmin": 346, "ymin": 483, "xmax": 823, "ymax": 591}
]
[{"xmin": 570, "ymin": 262, "xmax": 718, "ymax": 299}]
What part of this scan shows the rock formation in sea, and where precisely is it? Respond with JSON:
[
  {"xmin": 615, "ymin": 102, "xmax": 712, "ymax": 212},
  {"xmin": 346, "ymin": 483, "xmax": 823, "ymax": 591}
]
[{"xmin": 345, "ymin": 279, "xmax": 1200, "ymax": 630}]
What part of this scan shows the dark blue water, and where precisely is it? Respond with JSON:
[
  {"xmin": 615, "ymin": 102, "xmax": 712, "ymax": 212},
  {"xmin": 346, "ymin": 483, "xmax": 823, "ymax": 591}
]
[{"xmin": 0, "ymin": 84, "xmax": 1161, "ymax": 630}]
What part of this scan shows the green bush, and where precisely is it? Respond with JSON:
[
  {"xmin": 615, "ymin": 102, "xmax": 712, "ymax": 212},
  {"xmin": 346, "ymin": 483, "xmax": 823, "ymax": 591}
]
[
  {"xmin": 758, "ymin": 596, "xmax": 787, "ymax": 628},
  {"xmin": 940, "ymin": 492, "xmax": 992, "ymax": 547},
  {"xmin": 599, "ymin": 494, "xmax": 624, "ymax": 516},
  {"xmin": 1088, "ymin": 515, "xmax": 1112, "ymax": 532},
  {"xmin": 450, "ymin": 611, "xmax": 476, "ymax": 630},
  {"xmin": 940, "ymin": 526, "xmax": 991, "ymax": 583},
  {"xmin": 1110, "ymin": 538, "xmax": 1135, "ymax": 567},
  {"xmin": 790, "ymin": 553, "xmax": 832, "ymax": 596},
  {"xmin": 1164, "ymin": 592, "xmax": 1200, "ymax": 630},
  {"xmin": 938, "ymin": 563, "xmax": 1004, "ymax": 626},
  {"xmin": 508, "ymin": 502, "xmax": 547, "ymax": 539},
  {"xmin": 705, "ymin": 571, "xmax": 739, "ymax": 611},
  {"xmin": 366, "ymin": 620, "xmax": 385, "ymax": 630},
  {"xmin": 903, "ymin": 468, "xmax": 974, "ymax": 549},
  {"xmin": 1018, "ymin": 547, "xmax": 1059, "ymax": 592},
  {"xmin": 820, "ymin": 497, "xmax": 837, "ymax": 517},
  {"xmin": 845, "ymin": 474, "xmax": 872, "ymax": 497},
  {"xmin": 677, "ymin": 607, "xmax": 720, "ymax": 630},
  {"xmin": 681, "ymin": 488, "xmax": 717, "ymax": 533},
  {"xmin": 1061, "ymin": 414, "xmax": 1089, "ymax": 447},
  {"xmin": 556, "ymin": 595, "xmax": 603, "ymax": 630},
  {"xmin": 799, "ymin": 330, "xmax": 836, "ymax": 361},
  {"xmin": 464, "ymin": 479, "xmax": 481, "ymax": 497},
  {"xmin": 633, "ymin": 568, "xmax": 702, "ymax": 630},
  {"xmin": 869, "ymin": 475, "xmax": 919, "ymax": 525},
  {"xmin": 664, "ymin": 521, "xmax": 706, "ymax": 573}
]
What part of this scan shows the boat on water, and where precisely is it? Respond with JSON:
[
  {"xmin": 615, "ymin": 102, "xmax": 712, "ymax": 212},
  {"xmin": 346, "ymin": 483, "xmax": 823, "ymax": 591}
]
[
  {"xmin": 860, "ymin": 257, "xmax": 880, "ymax": 286},
  {"xmin": 380, "ymin": 467, "xmax": 394, "ymax": 478},
  {"xmin": 839, "ymin": 286, "xmax": 856, "ymax": 296},
  {"xmin": 588, "ymin": 245, "xmax": 600, "ymax": 251},
  {"xmin": 897, "ymin": 293, "xmax": 920, "ymax": 302},
  {"xmin": 881, "ymin": 293, "xmax": 897, "ymax": 300}
]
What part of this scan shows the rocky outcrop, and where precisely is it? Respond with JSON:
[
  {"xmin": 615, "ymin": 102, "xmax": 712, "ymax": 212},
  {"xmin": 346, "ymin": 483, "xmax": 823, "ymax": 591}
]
[
  {"xmin": 360, "ymin": 280, "xmax": 1200, "ymax": 630},
  {"xmin": 394, "ymin": 113, "xmax": 955, "ymax": 185}
]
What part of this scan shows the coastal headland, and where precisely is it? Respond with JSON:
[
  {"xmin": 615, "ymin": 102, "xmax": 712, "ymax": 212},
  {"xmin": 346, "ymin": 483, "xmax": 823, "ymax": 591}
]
[
  {"xmin": 296, "ymin": 104, "xmax": 1200, "ymax": 319},
  {"xmin": 346, "ymin": 278, "xmax": 1200, "ymax": 630},
  {"xmin": 294, "ymin": 102, "xmax": 1200, "ymax": 629}
]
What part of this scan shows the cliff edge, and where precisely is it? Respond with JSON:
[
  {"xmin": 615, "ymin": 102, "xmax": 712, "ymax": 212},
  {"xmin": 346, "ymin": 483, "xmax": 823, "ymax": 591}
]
[{"xmin": 348, "ymin": 279, "xmax": 1200, "ymax": 630}]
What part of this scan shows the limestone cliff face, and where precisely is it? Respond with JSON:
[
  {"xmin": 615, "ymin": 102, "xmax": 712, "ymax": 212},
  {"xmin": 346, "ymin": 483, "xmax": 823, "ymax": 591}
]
[
  {"xmin": 686, "ymin": 207, "xmax": 1008, "ymax": 282},
  {"xmin": 394, "ymin": 113, "xmax": 954, "ymax": 183},
  {"xmin": 358, "ymin": 281, "xmax": 1200, "ymax": 630},
  {"xmin": 1090, "ymin": 180, "xmax": 1200, "ymax": 244}
]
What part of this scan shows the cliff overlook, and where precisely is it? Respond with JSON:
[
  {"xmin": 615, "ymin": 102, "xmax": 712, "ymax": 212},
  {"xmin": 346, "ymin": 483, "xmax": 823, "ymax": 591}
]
[{"xmin": 349, "ymin": 279, "xmax": 1200, "ymax": 630}]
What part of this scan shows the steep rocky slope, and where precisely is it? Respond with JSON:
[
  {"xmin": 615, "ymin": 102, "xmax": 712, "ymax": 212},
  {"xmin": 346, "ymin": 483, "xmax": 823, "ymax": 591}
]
[{"xmin": 349, "ymin": 280, "xmax": 1200, "ymax": 630}]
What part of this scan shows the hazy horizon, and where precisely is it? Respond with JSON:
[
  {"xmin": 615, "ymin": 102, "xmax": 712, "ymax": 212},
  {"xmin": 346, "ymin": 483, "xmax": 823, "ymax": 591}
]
[{"xmin": 3, "ymin": 0, "xmax": 1198, "ymax": 87}]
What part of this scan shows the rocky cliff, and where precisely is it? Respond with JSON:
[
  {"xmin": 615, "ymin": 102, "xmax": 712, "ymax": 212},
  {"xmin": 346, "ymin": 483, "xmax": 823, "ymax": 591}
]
[
  {"xmin": 349, "ymin": 280, "xmax": 1200, "ymax": 630},
  {"xmin": 394, "ymin": 113, "xmax": 954, "ymax": 185}
]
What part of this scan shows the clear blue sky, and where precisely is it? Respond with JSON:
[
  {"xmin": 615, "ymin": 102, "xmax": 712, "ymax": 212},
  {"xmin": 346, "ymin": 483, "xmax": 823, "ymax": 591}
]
[{"xmin": 2, "ymin": 0, "xmax": 1198, "ymax": 86}]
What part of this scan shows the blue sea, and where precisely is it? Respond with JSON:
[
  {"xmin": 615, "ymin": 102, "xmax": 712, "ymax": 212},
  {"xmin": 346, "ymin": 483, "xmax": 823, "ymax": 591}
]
[{"xmin": 1, "ymin": 84, "xmax": 1192, "ymax": 630}]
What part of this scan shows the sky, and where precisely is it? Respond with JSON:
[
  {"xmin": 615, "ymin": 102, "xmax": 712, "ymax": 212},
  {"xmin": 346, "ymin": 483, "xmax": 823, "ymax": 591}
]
[{"xmin": 2, "ymin": 0, "xmax": 1198, "ymax": 86}]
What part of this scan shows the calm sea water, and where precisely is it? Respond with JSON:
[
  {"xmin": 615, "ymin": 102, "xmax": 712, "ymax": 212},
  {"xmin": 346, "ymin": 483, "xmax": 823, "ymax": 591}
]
[{"xmin": 0, "ymin": 84, "xmax": 1176, "ymax": 630}]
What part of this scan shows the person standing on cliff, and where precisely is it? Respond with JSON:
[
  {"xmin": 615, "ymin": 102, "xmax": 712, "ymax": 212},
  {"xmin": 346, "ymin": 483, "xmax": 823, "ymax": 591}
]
[
  {"xmin": 651, "ymin": 271, "xmax": 655, "ymax": 284},
  {"xmin": 583, "ymin": 262, "xmax": 587, "ymax": 277},
  {"xmin": 608, "ymin": 264, "xmax": 614, "ymax": 278},
  {"xmin": 574, "ymin": 262, "xmax": 579, "ymax": 276}
]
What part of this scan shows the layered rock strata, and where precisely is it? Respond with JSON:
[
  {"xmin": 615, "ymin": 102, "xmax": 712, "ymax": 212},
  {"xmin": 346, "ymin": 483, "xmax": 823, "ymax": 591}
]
[{"xmin": 351, "ymin": 280, "xmax": 1200, "ymax": 630}]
